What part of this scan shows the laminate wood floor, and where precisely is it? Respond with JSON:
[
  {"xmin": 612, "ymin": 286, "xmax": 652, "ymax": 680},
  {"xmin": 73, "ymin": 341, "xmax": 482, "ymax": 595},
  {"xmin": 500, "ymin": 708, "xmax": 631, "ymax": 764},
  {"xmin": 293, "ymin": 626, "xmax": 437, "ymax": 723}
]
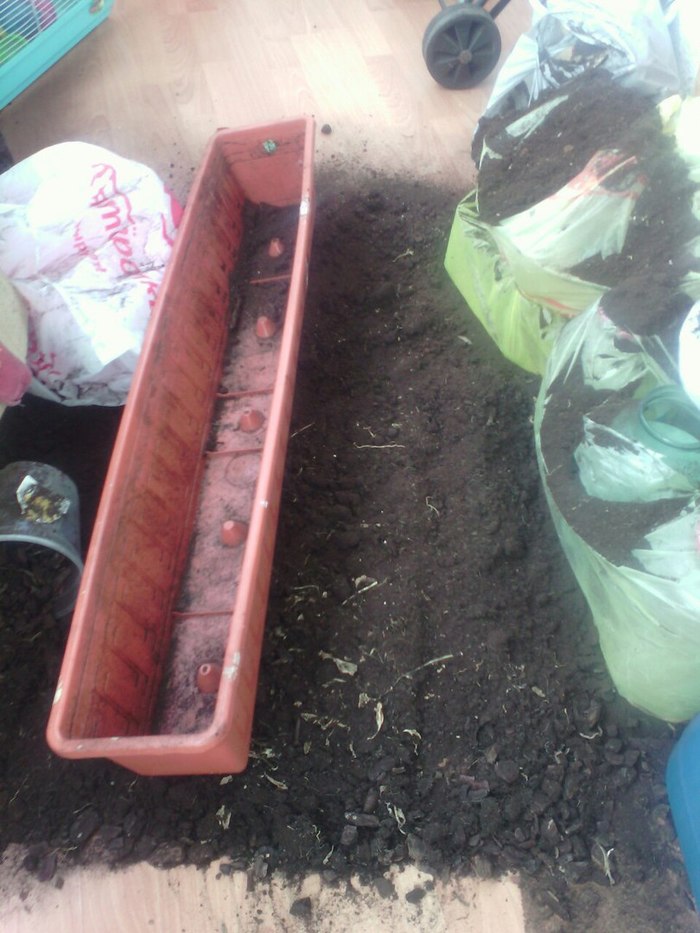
[{"xmin": 0, "ymin": 0, "xmax": 531, "ymax": 200}]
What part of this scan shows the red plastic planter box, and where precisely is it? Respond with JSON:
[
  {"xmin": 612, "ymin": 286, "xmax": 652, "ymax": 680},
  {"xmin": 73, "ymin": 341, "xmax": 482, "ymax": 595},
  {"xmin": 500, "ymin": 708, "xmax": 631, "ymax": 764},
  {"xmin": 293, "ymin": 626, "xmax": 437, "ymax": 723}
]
[{"xmin": 46, "ymin": 118, "xmax": 315, "ymax": 775}]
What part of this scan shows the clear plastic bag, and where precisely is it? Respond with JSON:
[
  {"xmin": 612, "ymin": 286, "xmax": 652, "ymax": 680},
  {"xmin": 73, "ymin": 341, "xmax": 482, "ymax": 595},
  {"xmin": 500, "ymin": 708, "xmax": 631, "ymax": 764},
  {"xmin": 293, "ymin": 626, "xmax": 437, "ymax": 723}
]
[
  {"xmin": 484, "ymin": 0, "xmax": 699, "ymax": 124},
  {"xmin": 575, "ymin": 416, "xmax": 695, "ymax": 502}
]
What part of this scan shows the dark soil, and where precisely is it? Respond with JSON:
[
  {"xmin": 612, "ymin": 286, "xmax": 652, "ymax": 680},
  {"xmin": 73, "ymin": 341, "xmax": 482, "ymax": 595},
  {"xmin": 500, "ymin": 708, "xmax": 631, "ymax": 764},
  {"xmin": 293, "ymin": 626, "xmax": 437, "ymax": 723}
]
[
  {"xmin": 0, "ymin": 167, "xmax": 696, "ymax": 931},
  {"xmin": 474, "ymin": 72, "xmax": 659, "ymax": 223},
  {"xmin": 0, "ymin": 545, "xmax": 70, "ymax": 757}
]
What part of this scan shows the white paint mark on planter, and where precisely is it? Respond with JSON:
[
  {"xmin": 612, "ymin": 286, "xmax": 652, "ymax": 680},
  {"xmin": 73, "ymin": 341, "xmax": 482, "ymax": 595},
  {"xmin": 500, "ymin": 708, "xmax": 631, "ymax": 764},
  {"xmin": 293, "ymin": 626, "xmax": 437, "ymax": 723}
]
[{"xmin": 223, "ymin": 652, "xmax": 241, "ymax": 681}]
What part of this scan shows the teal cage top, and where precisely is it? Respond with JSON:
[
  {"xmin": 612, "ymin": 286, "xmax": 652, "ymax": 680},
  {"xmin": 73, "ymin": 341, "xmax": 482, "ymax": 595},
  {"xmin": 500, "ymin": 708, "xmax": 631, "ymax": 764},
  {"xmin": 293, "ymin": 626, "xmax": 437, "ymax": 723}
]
[{"xmin": 0, "ymin": 0, "xmax": 114, "ymax": 111}]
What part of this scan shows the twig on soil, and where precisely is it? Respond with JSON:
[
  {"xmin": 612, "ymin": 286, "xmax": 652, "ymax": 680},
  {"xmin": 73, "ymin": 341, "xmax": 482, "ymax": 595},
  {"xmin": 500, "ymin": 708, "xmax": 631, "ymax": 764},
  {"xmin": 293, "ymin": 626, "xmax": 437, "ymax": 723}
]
[
  {"xmin": 301, "ymin": 712, "xmax": 349, "ymax": 732},
  {"xmin": 286, "ymin": 584, "xmax": 322, "ymax": 610},
  {"xmin": 353, "ymin": 442, "xmax": 405, "ymax": 450},
  {"xmin": 319, "ymin": 650, "xmax": 358, "ymax": 676},
  {"xmin": 387, "ymin": 803, "xmax": 407, "ymax": 834},
  {"xmin": 594, "ymin": 841, "xmax": 616, "ymax": 885},
  {"xmin": 355, "ymin": 575, "xmax": 377, "ymax": 590},
  {"xmin": 368, "ymin": 702, "xmax": 384, "ymax": 740},
  {"xmin": 403, "ymin": 728, "xmax": 422, "ymax": 755},
  {"xmin": 383, "ymin": 653, "xmax": 456, "ymax": 696},
  {"xmin": 249, "ymin": 745, "xmax": 278, "ymax": 762},
  {"xmin": 8, "ymin": 776, "xmax": 28, "ymax": 804},
  {"xmin": 342, "ymin": 576, "xmax": 386, "ymax": 605},
  {"xmin": 323, "ymin": 845, "xmax": 335, "ymax": 865},
  {"xmin": 264, "ymin": 773, "xmax": 288, "ymax": 791},
  {"xmin": 290, "ymin": 421, "xmax": 314, "ymax": 438},
  {"xmin": 216, "ymin": 805, "xmax": 232, "ymax": 829},
  {"xmin": 425, "ymin": 497, "xmax": 440, "ymax": 517}
]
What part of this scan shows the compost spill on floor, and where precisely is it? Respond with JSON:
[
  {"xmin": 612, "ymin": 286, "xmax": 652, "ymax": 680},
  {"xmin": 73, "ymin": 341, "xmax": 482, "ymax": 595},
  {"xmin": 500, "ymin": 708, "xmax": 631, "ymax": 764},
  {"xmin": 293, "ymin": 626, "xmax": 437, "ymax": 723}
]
[{"xmin": 0, "ymin": 166, "xmax": 697, "ymax": 932}]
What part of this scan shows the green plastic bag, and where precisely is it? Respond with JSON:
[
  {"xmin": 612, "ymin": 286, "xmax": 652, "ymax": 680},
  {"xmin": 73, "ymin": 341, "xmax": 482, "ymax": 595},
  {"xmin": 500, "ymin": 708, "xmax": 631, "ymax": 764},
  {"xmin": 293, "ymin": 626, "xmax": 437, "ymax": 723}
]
[
  {"xmin": 446, "ymin": 97, "xmax": 698, "ymax": 376},
  {"xmin": 444, "ymin": 191, "xmax": 608, "ymax": 375},
  {"xmin": 535, "ymin": 300, "xmax": 700, "ymax": 722}
]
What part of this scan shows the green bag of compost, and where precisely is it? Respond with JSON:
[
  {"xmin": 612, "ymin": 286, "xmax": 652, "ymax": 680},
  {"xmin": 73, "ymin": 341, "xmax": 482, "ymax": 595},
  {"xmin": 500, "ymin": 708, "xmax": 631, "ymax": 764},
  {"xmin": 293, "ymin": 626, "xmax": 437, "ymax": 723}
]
[
  {"xmin": 535, "ymin": 297, "xmax": 700, "ymax": 722},
  {"xmin": 444, "ymin": 190, "xmax": 606, "ymax": 374}
]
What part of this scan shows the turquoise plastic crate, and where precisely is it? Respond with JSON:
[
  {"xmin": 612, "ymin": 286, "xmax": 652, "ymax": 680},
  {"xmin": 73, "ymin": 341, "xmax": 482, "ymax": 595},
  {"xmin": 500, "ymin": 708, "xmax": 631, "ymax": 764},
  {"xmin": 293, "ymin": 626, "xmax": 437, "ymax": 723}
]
[{"xmin": 0, "ymin": 0, "xmax": 114, "ymax": 110}]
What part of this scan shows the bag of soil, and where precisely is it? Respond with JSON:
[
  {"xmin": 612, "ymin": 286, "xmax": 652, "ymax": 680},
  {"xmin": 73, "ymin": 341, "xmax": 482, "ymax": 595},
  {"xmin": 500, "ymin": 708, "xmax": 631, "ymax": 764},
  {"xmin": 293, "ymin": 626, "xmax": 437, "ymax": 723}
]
[
  {"xmin": 446, "ymin": 82, "xmax": 700, "ymax": 374},
  {"xmin": 535, "ymin": 297, "xmax": 700, "ymax": 722},
  {"xmin": 444, "ymin": 191, "xmax": 604, "ymax": 374},
  {"xmin": 444, "ymin": 145, "xmax": 645, "ymax": 374}
]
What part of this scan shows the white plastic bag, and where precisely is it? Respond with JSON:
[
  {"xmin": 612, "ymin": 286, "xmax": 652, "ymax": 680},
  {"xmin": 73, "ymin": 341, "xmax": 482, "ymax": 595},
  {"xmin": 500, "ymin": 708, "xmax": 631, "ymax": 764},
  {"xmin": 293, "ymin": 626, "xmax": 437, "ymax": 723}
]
[
  {"xmin": 492, "ymin": 149, "xmax": 647, "ymax": 275},
  {"xmin": 575, "ymin": 416, "xmax": 695, "ymax": 502},
  {"xmin": 632, "ymin": 505, "xmax": 700, "ymax": 584},
  {"xmin": 576, "ymin": 301, "xmax": 670, "ymax": 391},
  {"xmin": 679, "ymin": 302, "xmax": 700, "ymax": 409},
  {"xmin": 662, "ymin": 95, "xmax": 700, "ymax": 184},
  {"xmin": 0, "ymin": 142, "xmax": 181, "ymax": 405},
  {"xmin": 484, "ymin": 0, "xmax": 699, "ymax": 123}
]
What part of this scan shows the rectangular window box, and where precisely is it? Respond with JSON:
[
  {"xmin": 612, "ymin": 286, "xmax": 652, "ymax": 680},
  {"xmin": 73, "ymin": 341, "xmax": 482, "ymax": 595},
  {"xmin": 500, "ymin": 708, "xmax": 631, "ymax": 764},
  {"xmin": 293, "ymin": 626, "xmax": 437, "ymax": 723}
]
[{"xmin": 46, "ymin": 117, "xmax": 316, "ymax": 775}]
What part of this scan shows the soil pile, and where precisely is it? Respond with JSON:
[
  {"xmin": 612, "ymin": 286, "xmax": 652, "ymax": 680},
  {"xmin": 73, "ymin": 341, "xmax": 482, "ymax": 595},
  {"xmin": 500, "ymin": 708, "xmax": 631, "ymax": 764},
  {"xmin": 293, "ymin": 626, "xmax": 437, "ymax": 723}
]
[
  {"xmin": 0, "ymin": 169, "xmax": 697, "ymax": 930},
  {"xmin": 475, "ymin": 72, "xmax": 658, "ymax": 222}
]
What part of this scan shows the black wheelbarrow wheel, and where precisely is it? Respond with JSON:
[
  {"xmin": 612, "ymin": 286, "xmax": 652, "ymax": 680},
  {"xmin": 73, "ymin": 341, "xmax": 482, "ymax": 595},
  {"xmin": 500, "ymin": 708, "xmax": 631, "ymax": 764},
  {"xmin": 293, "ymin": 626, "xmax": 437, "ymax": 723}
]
[{"xmin": 423, "ymin": 4, "xmax": 502, "ymax": 89}]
